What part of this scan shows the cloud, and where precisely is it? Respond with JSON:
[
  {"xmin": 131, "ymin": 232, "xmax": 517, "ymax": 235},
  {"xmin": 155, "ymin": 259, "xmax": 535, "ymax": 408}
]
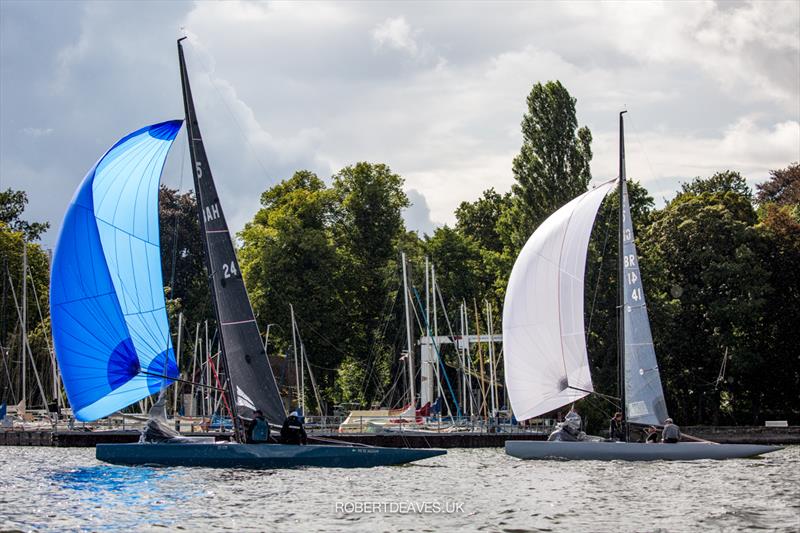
[
  {"xmin": 404, "ymin": 189, "xmax": 437, "ymax": 237},
  {"xmin": 21, "ymin": 127, "xmax": 54, "ymax": 137},
  {"xmin": 590, "ymin": 117, "xmax": 800, "ymax": 203},
  {"xmin": 1, "ymin": 0, "xmax": 797, "ymax": 249},
  {"xmin": 372, "ymin": 16, "xmax": 418, "ymax": 56}
]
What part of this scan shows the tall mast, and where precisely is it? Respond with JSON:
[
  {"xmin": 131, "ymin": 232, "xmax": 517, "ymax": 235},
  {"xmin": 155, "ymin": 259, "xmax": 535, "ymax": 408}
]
[
  {"xmin": 618, "ymin": 110, "xmax": 627, "ymax": 440},
  {"xmin": 21, "ymin": 240, "xmax": 26, "ymax": 409},
  {"xmin": 290, "ymin": 304, "xmax": 300, "ymax": 410},
  {"xmin": 401, "ymin": 252, "xmax": 416, "ymax": 408}
]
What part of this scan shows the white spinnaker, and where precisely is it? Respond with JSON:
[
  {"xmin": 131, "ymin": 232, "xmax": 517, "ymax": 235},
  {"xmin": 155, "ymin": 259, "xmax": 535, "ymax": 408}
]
[{"xmin": 503, "ymin": 180, "xmax": 614, "ymax": 421}]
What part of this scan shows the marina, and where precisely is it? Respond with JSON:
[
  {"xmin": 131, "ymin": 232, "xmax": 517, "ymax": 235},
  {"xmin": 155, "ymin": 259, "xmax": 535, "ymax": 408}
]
[{"xmin": 2, "ymin": 0, "xmax": 799, "ymax": 530}]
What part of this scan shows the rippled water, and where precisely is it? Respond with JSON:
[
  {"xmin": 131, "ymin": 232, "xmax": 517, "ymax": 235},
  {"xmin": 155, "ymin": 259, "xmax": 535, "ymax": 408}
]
[{"xmin": 1, "ymin": 446, "xmax": 798, "ymax": 532}]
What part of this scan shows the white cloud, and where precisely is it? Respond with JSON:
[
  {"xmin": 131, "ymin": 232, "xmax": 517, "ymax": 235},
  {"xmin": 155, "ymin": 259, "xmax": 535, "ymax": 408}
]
[
  {"xmin": 591, "ymin": 117, "xmax": 800, "ymax": 203},
  {"xmin": 372, "ymin": 16, "xmax": 418, "ymax": 55},
  {"xmin": 2, "ymin": 1, "xmax": 797, "ymax": 249},
  {"xmin": 21, "ymin": 127, "xmax": 54, "ymax": 137}
]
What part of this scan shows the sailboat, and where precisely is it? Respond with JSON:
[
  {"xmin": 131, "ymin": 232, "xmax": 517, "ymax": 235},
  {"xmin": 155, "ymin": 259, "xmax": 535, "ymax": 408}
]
[
  {"xmin": 51, "ymin": 38, "xmax": 444, "ymax": 468},
  {"xmin": 502, "ymin": 112, "xmax": 781, "ymax": 461}
]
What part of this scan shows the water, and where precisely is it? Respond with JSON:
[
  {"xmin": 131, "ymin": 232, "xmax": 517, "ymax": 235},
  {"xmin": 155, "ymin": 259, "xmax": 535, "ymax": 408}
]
[{"xmin": 1, "ymin": 446, "xmax": 798, "ymax": 532}]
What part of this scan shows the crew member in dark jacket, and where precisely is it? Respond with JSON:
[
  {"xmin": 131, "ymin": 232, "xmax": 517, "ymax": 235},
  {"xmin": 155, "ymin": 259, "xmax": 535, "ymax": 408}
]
[
  {"xmin": 245, "ymin": 409, "xmax": 270, "ymax": 444},
  {"xmin": 609, "ymin": 411, "xmax": 626, "ymax": 441},
  {"xmin": 281, "ymin": 411, "xmax": 308, "ymax": 445}
]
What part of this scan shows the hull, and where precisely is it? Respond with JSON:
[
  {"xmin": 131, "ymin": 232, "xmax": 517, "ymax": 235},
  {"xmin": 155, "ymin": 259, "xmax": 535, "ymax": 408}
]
[
  {"xmin": 96, "ymin": 442, "xmax": 445, "ymax": 468},
  {"xmin": 505, "ymin": 440, "xmax": 782, "ymax": 461}
]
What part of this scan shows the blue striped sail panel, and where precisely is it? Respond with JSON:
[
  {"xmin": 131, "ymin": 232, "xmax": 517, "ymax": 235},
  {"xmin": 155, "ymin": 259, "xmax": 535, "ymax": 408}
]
[{"xmin": 51, "ymin": 120, "xmax": 182, "ymax": 421}]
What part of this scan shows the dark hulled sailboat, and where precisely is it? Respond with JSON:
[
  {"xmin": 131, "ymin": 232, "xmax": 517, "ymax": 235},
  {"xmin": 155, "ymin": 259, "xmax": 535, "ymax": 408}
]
[{"xmin": 53, "ymin": 38, "xmax": 443, "ymax": 468}]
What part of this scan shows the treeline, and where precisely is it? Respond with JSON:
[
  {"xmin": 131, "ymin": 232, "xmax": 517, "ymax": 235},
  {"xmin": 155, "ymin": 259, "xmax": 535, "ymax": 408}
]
[
  {"xmin": 1, "ymin": 80, "xmax": 797, "ymax": 426},
  {"xmin": 0, "ymin": 189, "xmax": 55, "ymax": 409}
]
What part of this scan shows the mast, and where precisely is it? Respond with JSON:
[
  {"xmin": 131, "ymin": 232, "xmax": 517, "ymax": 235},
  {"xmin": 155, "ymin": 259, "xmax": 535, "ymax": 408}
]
[
  {"xmin": 177, "ymin": 38, "xmax": 286, "ymax": 435},
  {"xmin": 401, "ymin": 252, "xmax": 416, "ymax": 408},
  {"xmin": 485, "ymin": 300, "xmax": 497, "ymax": 418},
  {"xmin": 173, "ymin": 312, "xmax": 183, "ymax": 416},
  {"xmin": 21, "ymin": 240, "xmax": 26, "ymax": 409},
  {"xmin": 290, "ymin": 304, "xmax": 299, "ymax": 409},
  {"xmin": 618, "ymin": 110, "xmax": 628, "ymax": 441}
]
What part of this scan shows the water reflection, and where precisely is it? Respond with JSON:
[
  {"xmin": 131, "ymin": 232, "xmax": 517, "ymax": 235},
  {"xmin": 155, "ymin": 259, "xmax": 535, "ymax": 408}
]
[{"xmin": 48, "ymin": 466, "xmax": 201, "ymax": 531}]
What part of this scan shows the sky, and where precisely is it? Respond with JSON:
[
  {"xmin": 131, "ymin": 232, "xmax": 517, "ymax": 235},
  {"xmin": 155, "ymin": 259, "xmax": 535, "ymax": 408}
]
[{"xmin": 1, "ymin": 0, "xmax": 798, "ymax": 251}]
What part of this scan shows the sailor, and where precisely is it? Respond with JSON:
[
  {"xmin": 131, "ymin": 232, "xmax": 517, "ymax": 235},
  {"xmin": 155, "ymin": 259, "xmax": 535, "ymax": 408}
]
[
  {"xmin": 547, "ymin": 408, "xmax": 585, "ymax": 442},
  {"xmin": 643, "ymin": 425, "xmax": 659, "ymax": 443},
  {"xmin": 661, "ymin": 418, "xmax": 681, "ymax": 443},
  {"xmin": 246, "ymin": 409, "xmax": 270, "ymax": 444},
  {"xmin": 609, "ymin": 411, "xmax": 625, "ymax": 441},
  {"xmin": 281, "ymin": 411, "xmax": 308, "ymax": 445}
]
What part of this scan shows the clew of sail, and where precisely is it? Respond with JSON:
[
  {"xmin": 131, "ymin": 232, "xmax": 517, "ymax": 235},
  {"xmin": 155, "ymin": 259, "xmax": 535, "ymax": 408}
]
[
  {"xmin": 51, "ymin": 121, "xmax": 182, "ymax": 421},
  {"xmin": 621, "ymin": 180, "xmax": 668, "ymax": 425},
  {"xmin": 503, "ymin": 180, "xmax": 615, "ymax": 421},
  {"xmin": 177, "ymin": 39, "xmax": 286, "ymax": 427}
]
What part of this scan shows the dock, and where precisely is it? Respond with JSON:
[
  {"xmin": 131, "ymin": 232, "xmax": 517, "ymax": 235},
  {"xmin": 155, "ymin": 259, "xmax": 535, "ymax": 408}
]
[{"xmin": 1, "ymin": 426, "xmax": 797, "ymax": 448}]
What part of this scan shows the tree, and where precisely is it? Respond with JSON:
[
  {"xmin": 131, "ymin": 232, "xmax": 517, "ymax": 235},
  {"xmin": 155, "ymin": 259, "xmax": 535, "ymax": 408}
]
[
  {"xmin": 158, "ymin": 186, "xmax": 210, "ymax": 329},
  {"xmin": 509, "ymin": 81, "xmax": 592, "ymax": 249},
  {"xmin": 454, "ymin": 188, "xmax": 510, "ymax": 254},
  {"xmin": 0, "ymin": 223, "xmax": 52, "ymax": 406},
  {"xmin": 239, "ymin": 171, "xmax": 343, "ymax": 410},
  {"xmin": 680, "ymin": 170, "xmax": 753, "ymax": 200},
  {"xmin": 751, "ymin": 163, "xmax": 800, "ymax": 422},
  {"xmin": 0, "ymin": 189, "xmax": 49, "ymax": 241},
  {"xmin": 331, "ymin": 163, "xmax": 410, "ymax": 405},
  {"xmin": 639, "ymin": 176, "xmax": 770, "ymax": 424},
  {"xmin": 756, "ymin": 162, "xmax": 800, "ymax": 206}
]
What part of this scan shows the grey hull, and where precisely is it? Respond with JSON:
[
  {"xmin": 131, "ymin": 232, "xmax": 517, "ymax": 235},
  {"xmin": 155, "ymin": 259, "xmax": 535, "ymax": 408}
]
[
  {"xmin": 97, "ymin": 443, "xmax": 445, "ymax": 468},
  {"xmin": 505, "ymin": 440, "xmax": 782, "ymax": 461}
]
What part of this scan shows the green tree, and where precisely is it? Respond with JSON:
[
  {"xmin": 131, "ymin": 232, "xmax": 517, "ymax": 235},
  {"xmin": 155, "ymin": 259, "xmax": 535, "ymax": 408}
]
[
  {"xmin": 331, "ymin": 162, "xmax": 410, "ymax": 406},
  {"xmin": 751, "ymin": 163, "xmax": 800, "ymax": 422},
  {"xmin": 509, "ymin": 81, "xmax": 592, "ymax": 249},
  {"xmin": 0, "ymin": 223, "xmax": 52, "ymax": 406},
  {"xmin": 639, "ymin": 177, "xmax": 769, "ymax": 424},
  {"xmin": 0, "ymin": 189, "xmax": 49, "ymax": 241},
  {"xmin": 239, "ymin": 171, "xmax": 343, "ymax": 412},
  {"xmin": 680, "ymin": 170, "xmax": 753, "ymax": 200},
  {"xmin": 454, "ymin": 188, "xmax": 510, "ymax": 254},
  {"xmin": 158, "ymin": 186, "xmax": 210, "ymax": 329}
]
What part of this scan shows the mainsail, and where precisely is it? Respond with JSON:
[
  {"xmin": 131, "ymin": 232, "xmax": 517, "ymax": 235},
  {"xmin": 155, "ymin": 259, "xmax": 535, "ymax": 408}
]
[
  {"xmin": 503, "ymin": 180, "xmax": 615, "ymax": 421},
  {"xmin": 620, "ymin": 168, "xmax": 669, "ymax": 425},
  {"xmin": 51, "ymin": 121, "xmax": 182, "ymax": 421},
  {"xmin": 177, "ymin": 39, "xmax": 286, "ymax": 427}
]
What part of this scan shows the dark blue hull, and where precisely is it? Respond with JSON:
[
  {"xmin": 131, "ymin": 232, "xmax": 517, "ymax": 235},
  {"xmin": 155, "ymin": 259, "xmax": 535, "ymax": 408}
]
[{"xmin": 96, "ymin": 443, "xmax": 445, "ymax": 468}]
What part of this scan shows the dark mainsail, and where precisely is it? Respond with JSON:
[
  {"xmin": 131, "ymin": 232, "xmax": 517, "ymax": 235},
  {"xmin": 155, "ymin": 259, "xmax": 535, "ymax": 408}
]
[{"xmin": 177, "ymin": 38, "xmax": 286, "ymax": 431}]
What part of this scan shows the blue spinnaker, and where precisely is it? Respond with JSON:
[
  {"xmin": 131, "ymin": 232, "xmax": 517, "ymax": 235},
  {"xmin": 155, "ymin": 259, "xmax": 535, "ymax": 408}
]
[{"xmin": 51, "ymin": 120, "xmax": 182, "ymax": 421}]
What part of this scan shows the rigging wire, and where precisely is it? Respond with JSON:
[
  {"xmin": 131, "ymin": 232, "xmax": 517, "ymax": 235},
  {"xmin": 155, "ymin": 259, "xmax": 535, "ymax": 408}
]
[{"xmin": 184, "ymin": 43, "xmax": 277, "ymax": 193}]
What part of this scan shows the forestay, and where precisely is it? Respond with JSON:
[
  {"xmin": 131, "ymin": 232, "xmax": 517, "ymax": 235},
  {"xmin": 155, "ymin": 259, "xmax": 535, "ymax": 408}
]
[
  {"xmin": 621, "ymin": 180, "xmax": 668, "ymax": 425},
  {"xmin": 50, "ymin": 121, "xmax": 182, "ymax": 421},
  {"xmin": 178, "ymin": 40, "xmax": 286, "ymax": 426},
  {"xmin": 503, "ymin": 180, "xmax": 615, "ymax": 421}
]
